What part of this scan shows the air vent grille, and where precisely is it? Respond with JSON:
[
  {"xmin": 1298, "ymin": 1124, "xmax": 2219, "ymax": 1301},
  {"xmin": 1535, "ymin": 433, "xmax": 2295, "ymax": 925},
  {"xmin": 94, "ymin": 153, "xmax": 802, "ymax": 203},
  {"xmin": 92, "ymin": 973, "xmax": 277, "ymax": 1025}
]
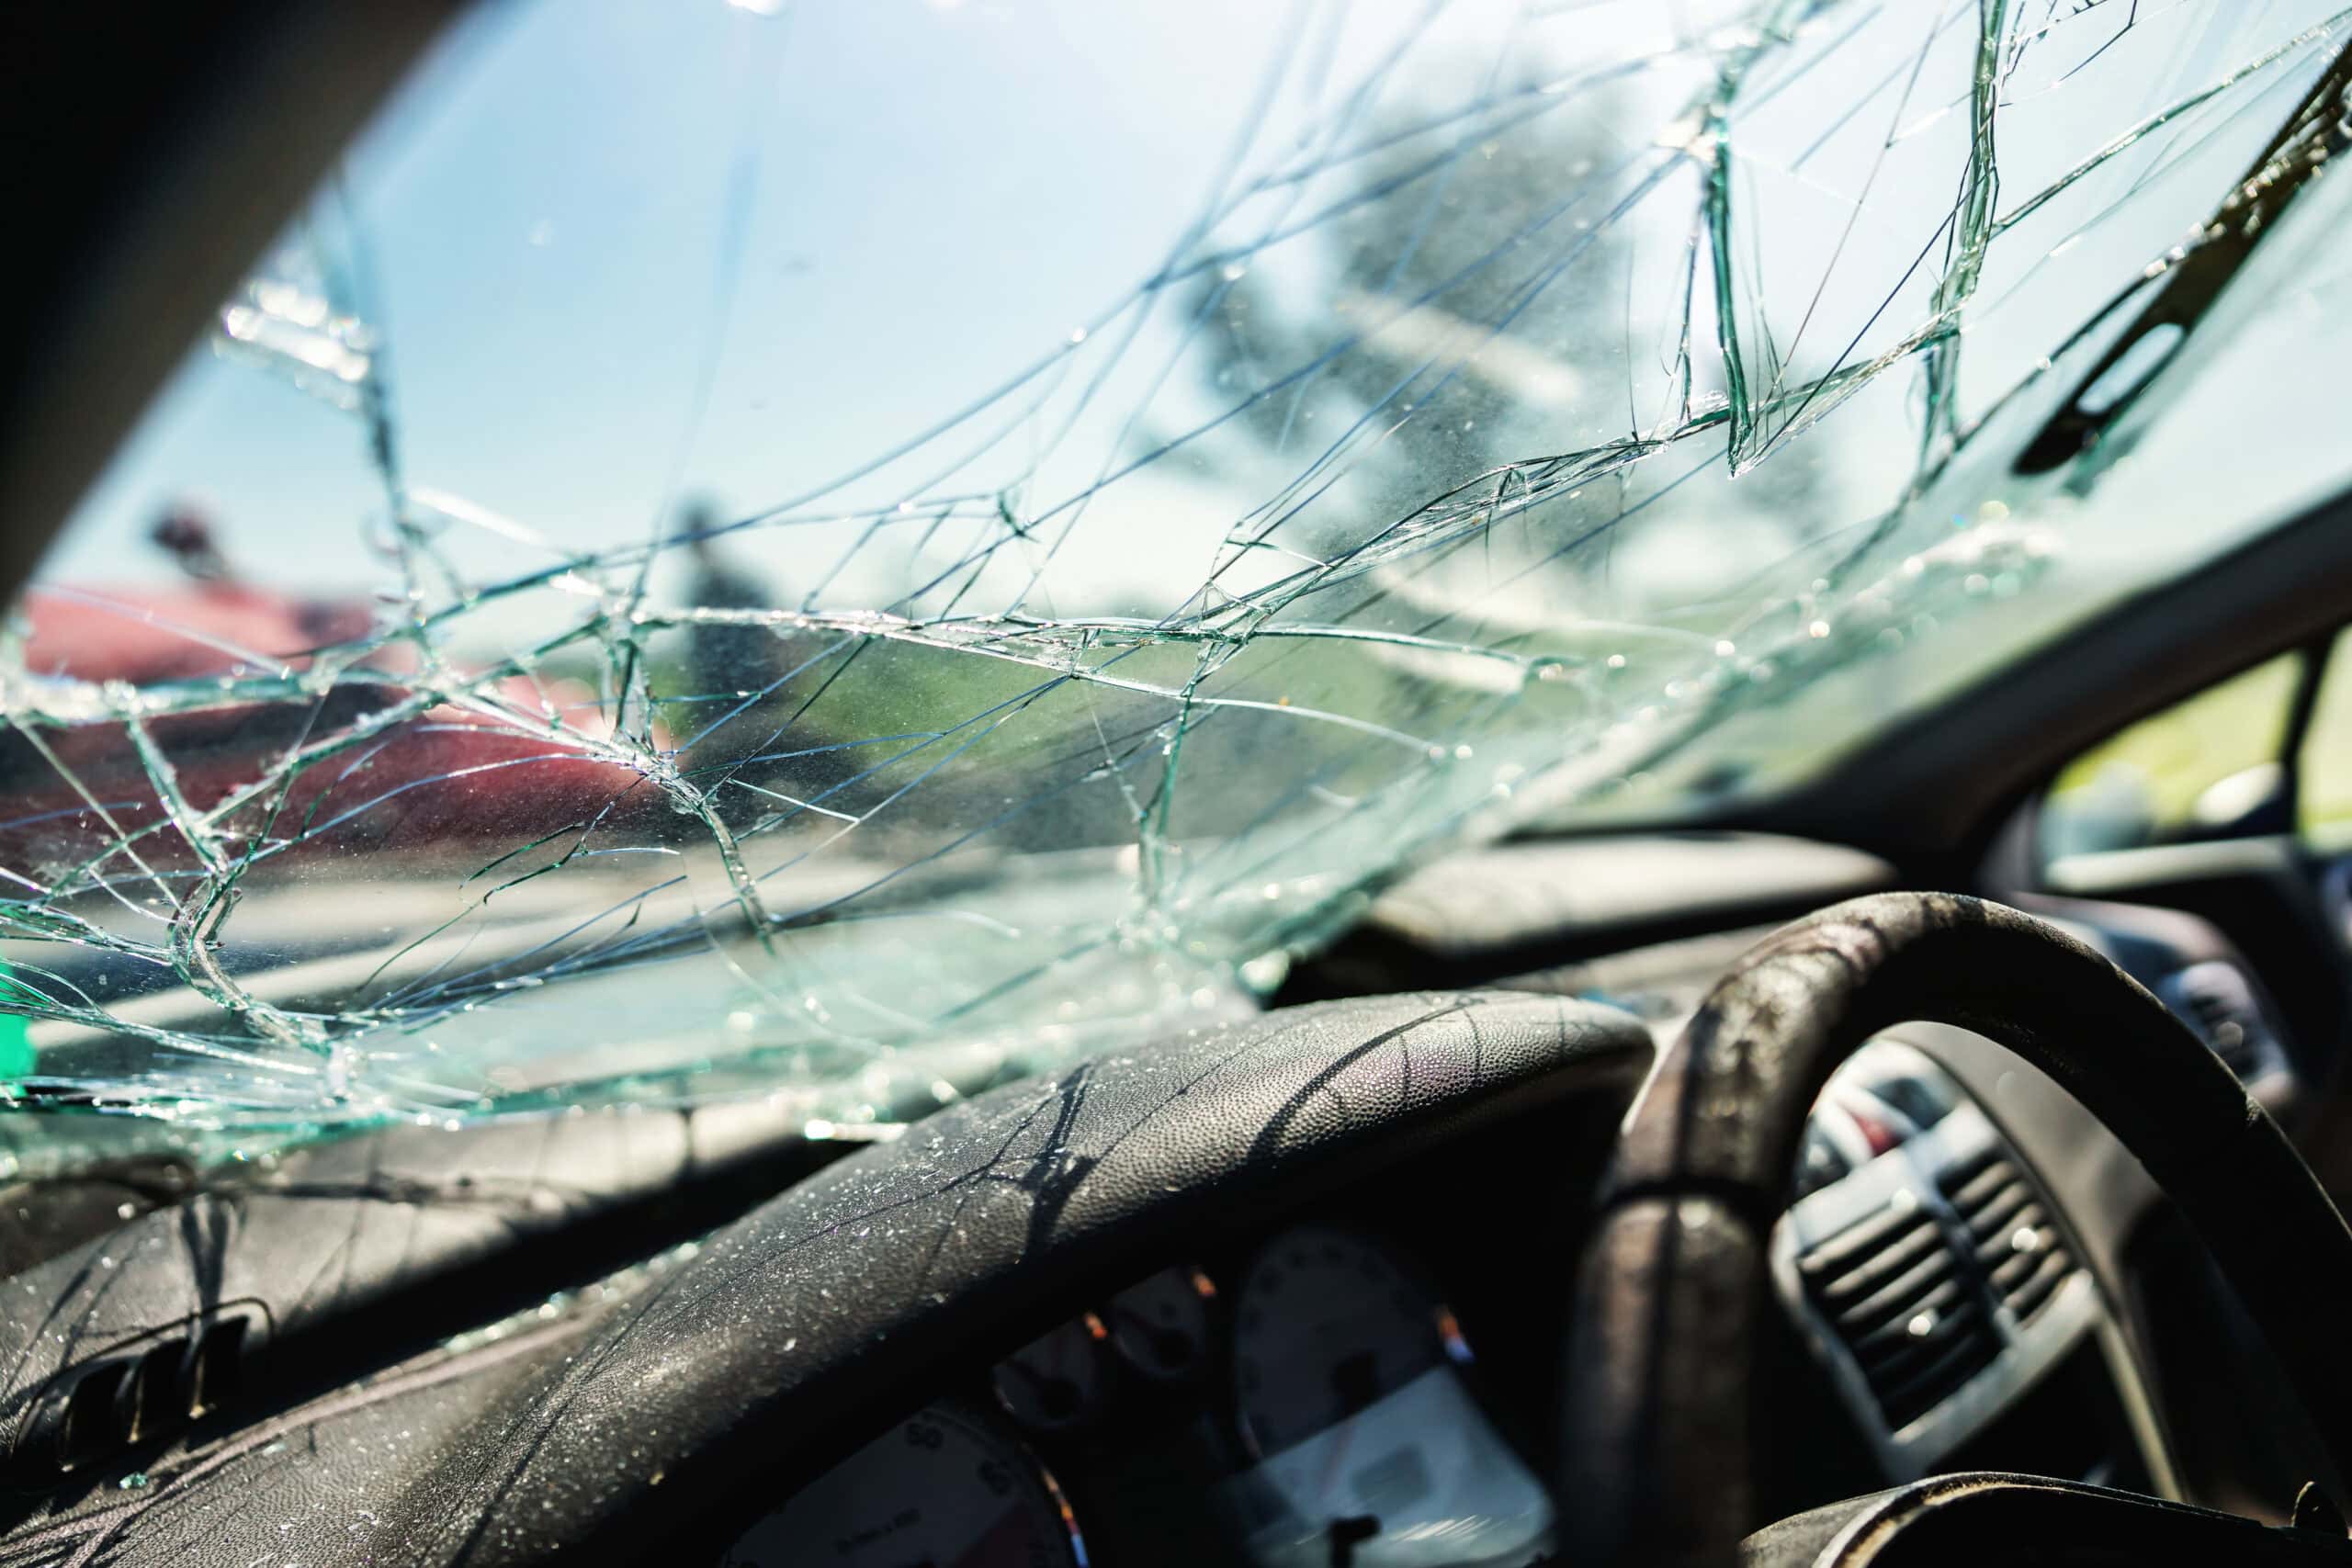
[
  {"xmin": 1939, "ymin": 1148, "xmax": 2074, "ymax": 1324},
  {"xmin": 1796, "ymin": 1199, "xmax": 2000, "ymax": 1429}
]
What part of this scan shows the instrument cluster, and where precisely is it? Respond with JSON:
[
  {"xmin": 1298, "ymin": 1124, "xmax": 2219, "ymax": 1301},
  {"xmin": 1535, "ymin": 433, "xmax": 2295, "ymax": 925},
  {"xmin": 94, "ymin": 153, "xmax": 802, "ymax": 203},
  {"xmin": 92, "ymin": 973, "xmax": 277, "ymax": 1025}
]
[{"xmin": 719, "ymin": 1230, "xmax": 1554, "ymax": 1568}]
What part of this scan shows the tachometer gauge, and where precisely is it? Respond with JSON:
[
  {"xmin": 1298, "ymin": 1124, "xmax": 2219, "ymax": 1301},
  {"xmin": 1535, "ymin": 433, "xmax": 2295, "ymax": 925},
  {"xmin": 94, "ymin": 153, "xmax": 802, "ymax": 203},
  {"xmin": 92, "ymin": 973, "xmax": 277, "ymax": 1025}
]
[
  {"xmin": 1230, "ymin": 1227, "xmax": 1446, "ymax": 1458},
  {"xmin": 720, "ymin": 1404, "xmax": 1083, "ymax": 1568},
  {"xmin": 991, "ymin": 1314, "xmax": 1110, "ymax": 1433},
  {"xmin": 1105, "ymin": 1265, "xmax": 1216, "ymax": 1382}
]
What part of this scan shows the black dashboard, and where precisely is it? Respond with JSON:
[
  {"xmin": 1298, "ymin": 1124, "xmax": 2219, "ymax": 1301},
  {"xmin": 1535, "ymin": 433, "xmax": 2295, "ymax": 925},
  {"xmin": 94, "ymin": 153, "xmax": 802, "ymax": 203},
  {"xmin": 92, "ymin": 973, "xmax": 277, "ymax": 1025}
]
[
  {"xmin": 704, "ymin": 1051, "xmax": 1634, "ymax": 1568},
  {"xmin": 700, "ymin": 891, "xmax": 2303, "ymax": 1568},
  {"xmin": 0, "ymin": 864, "xmax": 2318, "ymax": 1567},
  {"xmin": 709, "ymin": 1040, "xmax": 2176, "ymax": 1568}
]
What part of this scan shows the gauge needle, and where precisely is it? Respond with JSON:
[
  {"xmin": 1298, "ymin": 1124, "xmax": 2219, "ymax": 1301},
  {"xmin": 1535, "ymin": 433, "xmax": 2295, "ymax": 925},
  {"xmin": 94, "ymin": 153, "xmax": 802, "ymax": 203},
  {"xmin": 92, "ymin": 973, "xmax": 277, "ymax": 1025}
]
[
  {"xmin": 1317, "ymin": 1412, "xmax": 1358, "ymax": 1509},
  {"xmin": 1315, "ymin": 1349, "xmax": 1391, "ymax": 1506}
]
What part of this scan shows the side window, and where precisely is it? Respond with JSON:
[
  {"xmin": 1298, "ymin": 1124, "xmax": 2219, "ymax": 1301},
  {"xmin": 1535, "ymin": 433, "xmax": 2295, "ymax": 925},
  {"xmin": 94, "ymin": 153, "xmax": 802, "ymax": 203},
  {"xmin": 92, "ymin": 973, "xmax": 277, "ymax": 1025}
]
[
  {"xmin": 2297, "ymin": 634, "xmax": 2352, "ymax": 851},
  {"xmin": 2041, "ymin": 652, "xmax": 2303, "ymax": 860}
]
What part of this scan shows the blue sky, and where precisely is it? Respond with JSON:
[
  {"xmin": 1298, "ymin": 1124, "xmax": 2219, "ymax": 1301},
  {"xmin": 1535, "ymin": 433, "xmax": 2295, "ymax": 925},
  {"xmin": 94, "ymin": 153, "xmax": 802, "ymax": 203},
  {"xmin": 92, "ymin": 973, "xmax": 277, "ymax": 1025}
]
[{"xmin": 49, "ymin": 0, "xmax": 1378, "ymax": 600}]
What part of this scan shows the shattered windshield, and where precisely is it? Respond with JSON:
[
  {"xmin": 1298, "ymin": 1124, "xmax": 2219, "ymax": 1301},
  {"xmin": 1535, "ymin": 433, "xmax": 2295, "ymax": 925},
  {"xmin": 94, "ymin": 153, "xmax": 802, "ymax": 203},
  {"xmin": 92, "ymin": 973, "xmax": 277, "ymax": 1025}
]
[{"xmin": 6, "ymin": 0, "xmax": 2352, "ymax": 1163}]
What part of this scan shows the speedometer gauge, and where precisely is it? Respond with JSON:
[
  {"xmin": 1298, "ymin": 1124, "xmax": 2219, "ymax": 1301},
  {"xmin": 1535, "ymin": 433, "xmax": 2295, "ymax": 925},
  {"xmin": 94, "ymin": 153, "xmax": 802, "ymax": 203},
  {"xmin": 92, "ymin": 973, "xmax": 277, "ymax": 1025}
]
[
  {"xmin": 1223, "ymin": 1227, "xmax": 1552, "ymax": 1566},
  {"xmin": 720, "ymin": 1404, "xmax": 1084, "ymax": 1568},
  {"xmin": 1230, "ymin": 1226, "xmax": 1447, "ymax": 1458}
]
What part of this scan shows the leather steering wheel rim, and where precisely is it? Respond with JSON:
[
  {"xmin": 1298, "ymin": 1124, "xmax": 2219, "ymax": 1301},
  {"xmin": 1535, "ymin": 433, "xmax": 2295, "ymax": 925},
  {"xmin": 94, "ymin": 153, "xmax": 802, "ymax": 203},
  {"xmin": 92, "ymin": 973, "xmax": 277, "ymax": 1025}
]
[{"xmin": 1559, "ymin": 892, "xmax": 2352, "ymax": 1566}]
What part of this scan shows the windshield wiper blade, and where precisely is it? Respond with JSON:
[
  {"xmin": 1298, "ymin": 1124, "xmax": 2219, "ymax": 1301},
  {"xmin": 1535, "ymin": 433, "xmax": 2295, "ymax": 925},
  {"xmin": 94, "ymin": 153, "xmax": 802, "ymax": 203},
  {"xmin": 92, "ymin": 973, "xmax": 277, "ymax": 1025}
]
[{"xmin": 2017, "ymin": 38, "xmax": 2352, "ymax": 474}]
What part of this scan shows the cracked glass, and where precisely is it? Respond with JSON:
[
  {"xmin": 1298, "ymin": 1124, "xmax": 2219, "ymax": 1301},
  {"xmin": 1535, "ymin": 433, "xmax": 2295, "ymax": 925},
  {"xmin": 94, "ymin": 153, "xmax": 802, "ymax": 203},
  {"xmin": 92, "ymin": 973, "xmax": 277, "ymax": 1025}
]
[{"xmin": 6, "ymin": 0, "xmax": 2352, "ymax": 1168}]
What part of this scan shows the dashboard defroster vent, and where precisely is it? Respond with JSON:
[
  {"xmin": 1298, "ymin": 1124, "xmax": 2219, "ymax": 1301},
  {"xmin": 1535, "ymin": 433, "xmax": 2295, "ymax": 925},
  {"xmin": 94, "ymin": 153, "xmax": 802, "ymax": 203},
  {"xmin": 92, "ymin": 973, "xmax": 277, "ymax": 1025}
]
[
  {"xmin": 1795, "ymin": 1199, "xmax": 1999, "ymax": 1429},
  {"xmin": 6, "ymin": 1303, "xmax": 262, "ymax": 1481}
]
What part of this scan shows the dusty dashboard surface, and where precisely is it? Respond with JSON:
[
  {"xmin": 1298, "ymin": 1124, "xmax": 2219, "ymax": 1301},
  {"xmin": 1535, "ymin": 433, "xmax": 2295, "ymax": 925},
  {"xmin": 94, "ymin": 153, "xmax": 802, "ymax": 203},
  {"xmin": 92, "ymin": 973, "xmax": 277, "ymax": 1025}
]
[
  {"xmin": 678, "ymin": 1021, "xmax": 1644, "ymax": 1568},
  {"xmin": 0, "ymin": 887, "xmax": 2296, "ymax": 1564},
  {"xmin": 696, "ymin": 1040, "xmax": 2174, "ymax": 1568},
  {"xmin": 0, "ymin": 993, "xmax": 1664, "ymax": 1566}
]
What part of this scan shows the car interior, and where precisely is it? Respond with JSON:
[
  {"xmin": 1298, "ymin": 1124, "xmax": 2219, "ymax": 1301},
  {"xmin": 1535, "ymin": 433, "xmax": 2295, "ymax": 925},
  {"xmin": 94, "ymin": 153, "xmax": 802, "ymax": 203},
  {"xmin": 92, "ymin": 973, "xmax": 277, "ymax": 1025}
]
[{"xmin": 10, "ymin": 4, "xmax": 2352, "ymax": 1566}]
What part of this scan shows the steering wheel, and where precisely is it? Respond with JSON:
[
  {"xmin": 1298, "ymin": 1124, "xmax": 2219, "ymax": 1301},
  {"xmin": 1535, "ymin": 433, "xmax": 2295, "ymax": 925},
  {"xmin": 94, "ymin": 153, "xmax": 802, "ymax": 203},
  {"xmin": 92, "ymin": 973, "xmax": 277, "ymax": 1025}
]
[{"xmin": 1560, "ymin": 892, "xmax": 2352, "ymax": 1565}]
